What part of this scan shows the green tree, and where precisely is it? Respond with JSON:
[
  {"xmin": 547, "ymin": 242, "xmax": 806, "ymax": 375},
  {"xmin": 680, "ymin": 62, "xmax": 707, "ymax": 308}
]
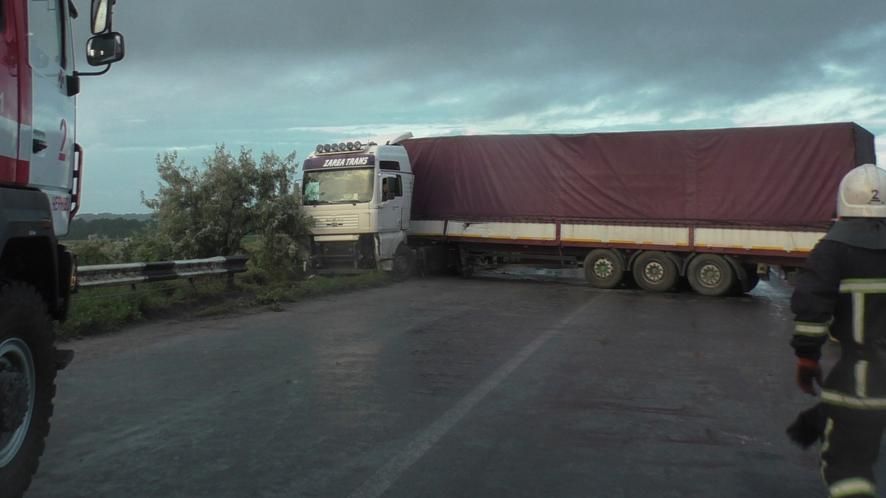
[
  {"xmin": 252, "ymin": 151, "xmax": 313, "ymax": 278},
  {"xmin": 142, "ymin": 145, "xmax": 311, "ymax": 276}
]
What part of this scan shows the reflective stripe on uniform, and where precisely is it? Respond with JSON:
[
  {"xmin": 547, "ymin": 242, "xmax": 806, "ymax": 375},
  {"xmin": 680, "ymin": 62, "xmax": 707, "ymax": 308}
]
[
  {"xmin": 829, "ymin": 477, "xmax": 876, "ymax": 497},
  {"xmin": 853, "ymin": 293, "xmax": 865, "ymax": 344},
  {"xmin": 820, "ymin": 417, "xmax": 834, "ymax": 484},
  {"xmin": 839, "ymin": 278, "xmax": 886, "ymax": 294},
  {"xmin": 822, "ymin": 390, "xmax": 886, "ymax": 409},
  {"xmin": 838, "ymin": 278, "xmax": 886, "ymax": 345},
  {"xmin": 794, "ymin": 321, "xmax": 830, "ymax": 336},
  {"xmin": 855, "ymin": 360, "xmax": 869, "ymax": 398}
]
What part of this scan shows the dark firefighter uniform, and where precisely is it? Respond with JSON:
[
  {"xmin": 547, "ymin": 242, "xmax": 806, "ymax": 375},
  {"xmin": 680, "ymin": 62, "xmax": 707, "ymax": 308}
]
[{"xmin": 792, "ymin": 218, "xmax": 886, "ymax": 498}]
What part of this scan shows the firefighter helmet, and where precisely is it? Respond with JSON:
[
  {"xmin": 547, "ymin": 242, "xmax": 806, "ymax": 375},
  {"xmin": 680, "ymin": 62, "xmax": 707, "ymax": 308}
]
[{"xmin": 837, "ymin": 164, "xmax": 886, "ymax": 218}]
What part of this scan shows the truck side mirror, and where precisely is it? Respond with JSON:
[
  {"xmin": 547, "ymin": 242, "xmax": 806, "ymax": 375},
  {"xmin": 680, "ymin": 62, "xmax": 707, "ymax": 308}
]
[
  {"xmin": 86, "ymin": 32, "xmax": 125, "ymax": 66},
  {"xmin": 91, "ymin": 0, "xmax": 113, "ymax": 34}
]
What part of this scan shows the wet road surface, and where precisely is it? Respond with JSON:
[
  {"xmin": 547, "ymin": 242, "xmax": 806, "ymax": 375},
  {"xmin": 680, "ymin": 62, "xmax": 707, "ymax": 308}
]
[{"xmin": 27, "ymin": 275, "xmax": 882, "ymax": 497}]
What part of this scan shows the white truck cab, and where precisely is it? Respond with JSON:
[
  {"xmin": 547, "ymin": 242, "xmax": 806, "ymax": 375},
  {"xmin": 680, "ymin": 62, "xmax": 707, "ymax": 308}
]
[{"xmin": 302, "ymin": 134, "xmax": 414, "ymax": 273}]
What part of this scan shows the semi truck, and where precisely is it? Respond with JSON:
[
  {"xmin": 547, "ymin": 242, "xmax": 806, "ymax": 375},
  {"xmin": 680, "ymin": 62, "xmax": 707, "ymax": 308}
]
[
  {"xmin": 0, "ymin": 1, "xmax": 124, "ymax": 496},
  {"xmin": 301, "ymin": 122, "xmax": 876, "ymax": 296}
]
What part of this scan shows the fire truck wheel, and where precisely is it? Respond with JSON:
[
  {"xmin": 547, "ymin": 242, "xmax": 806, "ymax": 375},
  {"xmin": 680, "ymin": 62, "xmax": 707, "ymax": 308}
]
[{"xmin": 0, "ymin": 282, "xmax": 57, "ymax": 498}]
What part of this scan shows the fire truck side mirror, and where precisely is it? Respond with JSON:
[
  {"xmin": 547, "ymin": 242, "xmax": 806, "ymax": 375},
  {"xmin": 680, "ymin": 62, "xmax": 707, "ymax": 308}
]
[
  {"xmin": 86, "ymin": 32, "xmax": 125, "ymax": 67},
  {"xmin": 91, "ymin": 0, "xmax": 114, "ymax": 34}
]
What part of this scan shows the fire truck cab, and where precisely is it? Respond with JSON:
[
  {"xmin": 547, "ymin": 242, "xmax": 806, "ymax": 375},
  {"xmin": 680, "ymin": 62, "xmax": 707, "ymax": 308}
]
[{"xmin": 0, "ymin": 1, "xmax": 123, "ymax": 496}]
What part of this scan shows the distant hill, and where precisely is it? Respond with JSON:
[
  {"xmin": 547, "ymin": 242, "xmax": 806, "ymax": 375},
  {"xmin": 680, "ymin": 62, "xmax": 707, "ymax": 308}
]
[
  {"xmin": 75, "ymin": 213, "xmax": 153, "ymax": 222},
  {"xmin": 64, "ymin": 214, "xmax": 152, "ymax": 240}
]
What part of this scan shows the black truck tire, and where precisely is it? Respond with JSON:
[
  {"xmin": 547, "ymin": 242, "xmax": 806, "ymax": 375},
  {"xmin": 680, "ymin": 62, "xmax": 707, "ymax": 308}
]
[
  {"xmin": 632, "ymin": 251, "xmax": 679, "ymax": 292},
  {"xmin": 0, "ymin": 282, "xmax": 57, "ymax": 498},
  {"xmin": 687, "ymin": 254, "xmax": 736, "ymax": 296},
  {"xmin": 583, "ymin": 249, "xmax": 625, "ymax": 289}
]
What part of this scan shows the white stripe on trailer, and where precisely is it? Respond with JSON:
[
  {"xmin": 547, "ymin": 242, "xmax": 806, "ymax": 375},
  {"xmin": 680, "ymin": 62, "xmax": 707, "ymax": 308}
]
[
  {"xmin": 694, "ymin": 227, "xmax": 824, "ymax": 253},
  {"xmin": 561, "ymin": 224, "xmax": 690, "ymax": 246},
  {"xmin": 445, "ymin": 221, "xmax": 556, "ymax": 241},
  {"xmin": 408, "ymin": 220, "xmax": 828, "ymax": 255},
  {"xmin": 408, "ymin": 220, "xmax": 446, "ymax": 237}
]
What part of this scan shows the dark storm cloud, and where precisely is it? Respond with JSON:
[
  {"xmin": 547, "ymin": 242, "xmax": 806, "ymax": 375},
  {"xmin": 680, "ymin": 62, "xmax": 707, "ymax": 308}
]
[
  {"xmin": 75, "ymin": 0, "xmax": 886, "ymax": 212},
  {"xmin": 117, "ymin": 0, "xmax": 885, "ymax": 104}
]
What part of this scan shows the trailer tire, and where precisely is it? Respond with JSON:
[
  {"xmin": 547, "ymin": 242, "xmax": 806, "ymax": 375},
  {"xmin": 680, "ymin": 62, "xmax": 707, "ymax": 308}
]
[
  {"xmin": 0, "ymin": 282, "xmax": 57, "ymax": 498},
  {"xmin": 583, "ymin": 249, "xmax": 625, "ymax": 289},
  {"xmin": 688, "ymin": 254, "xmax": 735, "ymax": 296},
  {"xmin": 632, "ymin": 251, "xmax": 678, "ymax": 292}
]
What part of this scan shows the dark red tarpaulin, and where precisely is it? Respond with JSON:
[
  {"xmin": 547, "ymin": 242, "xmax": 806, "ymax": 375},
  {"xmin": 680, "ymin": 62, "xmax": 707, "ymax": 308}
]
[{"xmin": 402, "ymin": 123, "xmax": 876, "ymax": 228}]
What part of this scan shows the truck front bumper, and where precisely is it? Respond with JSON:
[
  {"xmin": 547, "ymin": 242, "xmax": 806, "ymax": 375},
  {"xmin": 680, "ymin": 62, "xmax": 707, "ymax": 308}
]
[{"xmin": 310, "ymin": 234, "xmax": 376, "ymax": 270}]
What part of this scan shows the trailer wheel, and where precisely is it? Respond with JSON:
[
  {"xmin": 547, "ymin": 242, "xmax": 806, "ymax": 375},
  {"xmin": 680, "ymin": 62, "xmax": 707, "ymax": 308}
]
[
  {"xmin": 0, "ymin": 282, "xmax": 57, "ymax": 498},
  {"xmin": 688, "ymin": 254, "xmax": 735, "ymax": 296},
  {"xmin": 632, "ymin": 251, "xmax": 678, "ymax": 292},
  {"xmin": 583, "ymin": 249, "xmax": 625, "ymax": 289}
]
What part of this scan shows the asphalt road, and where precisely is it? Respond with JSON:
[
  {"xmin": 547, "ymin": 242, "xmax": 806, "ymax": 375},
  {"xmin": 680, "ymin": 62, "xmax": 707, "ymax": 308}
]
[{"xmin": 27, "ymin": 274, "xmax": 881, "ymax": 498}]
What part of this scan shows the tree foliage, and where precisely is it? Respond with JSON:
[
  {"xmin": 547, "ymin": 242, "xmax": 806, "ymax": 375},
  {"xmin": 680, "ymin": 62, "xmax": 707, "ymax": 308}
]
[{"xmin": 142, "ymin": 145, "xmax": 312, "ymax": 276}]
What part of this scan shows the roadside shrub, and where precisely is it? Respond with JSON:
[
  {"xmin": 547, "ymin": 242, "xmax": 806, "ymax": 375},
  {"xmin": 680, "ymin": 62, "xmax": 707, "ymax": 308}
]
[{"xmin": 142, "ymin": 146, "xmax": 311, "ymax": 272}]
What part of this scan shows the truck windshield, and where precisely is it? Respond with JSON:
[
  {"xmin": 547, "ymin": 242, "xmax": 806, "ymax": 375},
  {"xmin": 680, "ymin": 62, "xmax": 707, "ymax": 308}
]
[{"xmin": 302, "ymin": 168, "xmax": 374, "ymax": 205}]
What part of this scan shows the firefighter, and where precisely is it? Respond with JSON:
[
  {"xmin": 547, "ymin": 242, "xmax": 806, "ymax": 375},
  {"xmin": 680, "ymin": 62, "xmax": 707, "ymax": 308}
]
[{"xmin": 791, "ymin": 163, "xmax": 886, "ymax": 498}]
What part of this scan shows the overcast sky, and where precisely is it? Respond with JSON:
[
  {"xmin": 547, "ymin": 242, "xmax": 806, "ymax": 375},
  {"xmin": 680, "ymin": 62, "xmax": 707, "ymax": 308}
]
[{"xmin": 74, "ymin": 0, "xmax": 886, "ymax": 213}]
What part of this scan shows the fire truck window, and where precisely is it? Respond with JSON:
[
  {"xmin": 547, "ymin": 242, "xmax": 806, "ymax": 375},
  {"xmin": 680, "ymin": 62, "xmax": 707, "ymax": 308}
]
[{"xmin": 29, "ymin": 0, "xmax": 64, "ymax": 72}]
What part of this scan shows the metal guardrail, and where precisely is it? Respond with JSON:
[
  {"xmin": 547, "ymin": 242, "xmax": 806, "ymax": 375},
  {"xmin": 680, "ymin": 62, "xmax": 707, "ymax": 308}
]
[{"xmin": 76, "ymin": 256, "xmax": 249, "ymax": 289}]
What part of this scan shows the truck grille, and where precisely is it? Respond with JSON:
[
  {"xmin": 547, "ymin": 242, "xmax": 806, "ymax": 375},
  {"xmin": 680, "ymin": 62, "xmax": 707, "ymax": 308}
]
[{"xmin": 312, "ymin": 214, "xmax": 360, "ymax": 229}]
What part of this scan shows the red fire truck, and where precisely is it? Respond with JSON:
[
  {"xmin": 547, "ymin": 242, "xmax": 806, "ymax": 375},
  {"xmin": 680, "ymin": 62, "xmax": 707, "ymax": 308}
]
[{"xmin": 0, "ymin": 1, "xmax": 124, "ymax": 496}]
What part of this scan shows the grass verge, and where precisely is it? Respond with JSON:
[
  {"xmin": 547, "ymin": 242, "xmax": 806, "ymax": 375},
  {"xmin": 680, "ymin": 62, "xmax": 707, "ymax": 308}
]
[{"xmin": 58, "ymin": 271, "xmax": 391, "ymax": 340}]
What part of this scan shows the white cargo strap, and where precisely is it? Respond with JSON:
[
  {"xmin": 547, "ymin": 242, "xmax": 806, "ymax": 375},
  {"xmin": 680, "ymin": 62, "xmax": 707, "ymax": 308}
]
[
  {"xmin": 794, "ymin": 321, "xmax": 830, "ymax": 337},
  {"xmin": 829, "ymin": 477, "xmax": 876, "ymax": 497}
]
